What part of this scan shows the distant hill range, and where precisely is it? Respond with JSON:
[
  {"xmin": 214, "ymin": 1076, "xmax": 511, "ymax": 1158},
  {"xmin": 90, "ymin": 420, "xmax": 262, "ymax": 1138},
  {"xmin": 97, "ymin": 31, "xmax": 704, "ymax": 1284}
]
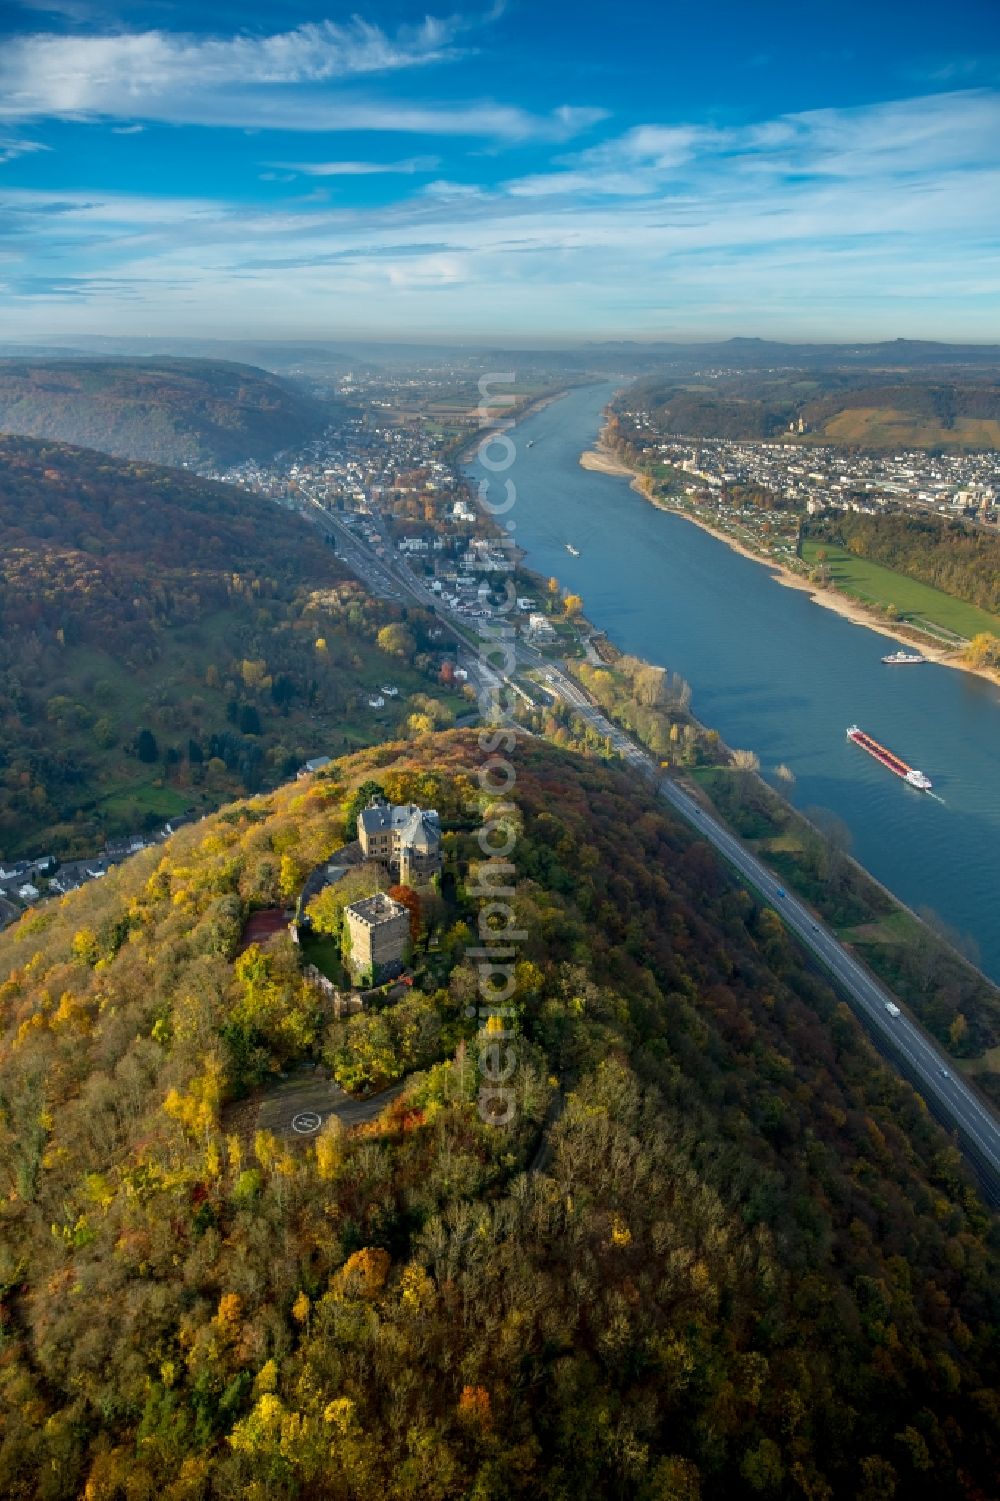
[
  {"xmin": 7, "ymin": 333, "xmax": 1000, "ymax": 380},
  {"xmin": 626, "ymin": 370, "xmax": 1000, "ymax": 450},
  {"xmin": 590, "ymin": 335, "xmax": 1000, "ymax": 373},
  {"xmin": 0, "ymin": 357, "xmax": 327, "ymax": 468}
]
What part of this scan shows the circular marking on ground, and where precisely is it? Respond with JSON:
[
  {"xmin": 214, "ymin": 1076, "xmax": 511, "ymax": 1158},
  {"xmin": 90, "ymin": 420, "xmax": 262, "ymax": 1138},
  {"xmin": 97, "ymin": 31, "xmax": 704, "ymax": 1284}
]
[{"xmin": 291, "ymin": 1111, "xmax": 323, "ymax": 1135}]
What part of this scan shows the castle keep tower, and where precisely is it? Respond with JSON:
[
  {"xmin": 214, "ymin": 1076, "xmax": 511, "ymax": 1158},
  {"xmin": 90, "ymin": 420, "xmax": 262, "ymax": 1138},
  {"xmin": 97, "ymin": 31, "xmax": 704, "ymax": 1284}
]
[{"xmin": 343, "ymin": 891, "xmax": 410, "ymax": 983}]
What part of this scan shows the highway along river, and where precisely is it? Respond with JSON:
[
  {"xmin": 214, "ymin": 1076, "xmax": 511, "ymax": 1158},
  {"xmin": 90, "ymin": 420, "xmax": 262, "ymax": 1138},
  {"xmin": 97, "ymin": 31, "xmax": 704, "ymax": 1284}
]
[{"xmin": 466, "ymin": 381, "xmax": 1000, "ymax": 981}]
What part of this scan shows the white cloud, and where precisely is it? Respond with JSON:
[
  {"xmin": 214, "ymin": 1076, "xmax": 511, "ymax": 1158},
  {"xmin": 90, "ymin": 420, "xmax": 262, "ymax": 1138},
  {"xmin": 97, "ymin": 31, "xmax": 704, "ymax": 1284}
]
[
  {"xmin": 504, "ymin": 92, "xmax": 1000, "ymax": 199},
  {"xmin": 583, "ymin": 123, "xmax": 710, "ymax": 171},
  {"xmin": 0, "ymin": 135, "xmax": 49, "ymax": 164},
  {"xmin": 268, "ymin": 156, "xmax": 440, "ymax": 177},
  {"xmin": 734, "ymin": 90, "xmax": 1000, "ymax": 177},
  {"xmin": 0, "ymin": 16, "xmax": 605, "ymax": 143},
  {"xmin": 12, "ymin": 0, "xmax": 100, "ymax": 17},
  {"xmin": 0, "ymin": 18, "xmax": 460, "ymax": 116},
  {"xmin": 2, "ymin": 91, "xmax": 998, "ymax": 341},
  {"xmin": 423, "ymin": 180, "xmax": 487, "ymax": 200},
  {"xmin": 506, "ymin": 169, "xmax": 648, "ymax": 198},
  {"xmin": 0, "ymin": 186, "xmax": 232, "ymax": 237},
  {"xmin": 386, "ymin": 252, "xmax": 468, "ymax": 288}
]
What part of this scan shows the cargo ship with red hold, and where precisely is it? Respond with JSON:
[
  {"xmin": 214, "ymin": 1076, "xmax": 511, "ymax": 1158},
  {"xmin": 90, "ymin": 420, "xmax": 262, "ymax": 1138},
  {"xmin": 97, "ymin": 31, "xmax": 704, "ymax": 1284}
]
[{"xmin": 847, "ymin": 725, "xmax": 932, "ymax": 791}]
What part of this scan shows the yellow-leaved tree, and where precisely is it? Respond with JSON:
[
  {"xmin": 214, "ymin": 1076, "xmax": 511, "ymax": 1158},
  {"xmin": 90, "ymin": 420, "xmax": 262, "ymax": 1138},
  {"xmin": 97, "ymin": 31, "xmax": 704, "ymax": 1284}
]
[
  {"xmin": 163, "ymin": 1056, "xmax": 224, "ymax": 1140},
  {"xmin": 966, "ymin": 632, "xmax": 1000, "ymax": 669}
]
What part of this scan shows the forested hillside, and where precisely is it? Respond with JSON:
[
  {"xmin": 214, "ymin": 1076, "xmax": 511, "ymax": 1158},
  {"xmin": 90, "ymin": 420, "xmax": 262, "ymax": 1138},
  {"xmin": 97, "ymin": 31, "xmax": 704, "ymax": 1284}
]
[
  {"xmin": 626, "ymin": 373, "xmax": 1000, "ymax": 450},
  {"xmin": 0, "ymin": 438, "xmax": 461, "ymax": 856},
  {"xmin": 806, "ymin": 509, "xmax": 1000, "ymax": 618},
  {"xmin": 801, "ymin": 383, "xmax": 1000, "ymax": 450},
  {"xmin": 624, "ymin": 382, "xmax": 796, "ymax": 441},
  {"xmin": 0, "ymin": 359, "xmax": 326, "ymax": 468},
  {"xmin": 0, "ymin": 733, "xmax": 996, "ymax": 1499}
]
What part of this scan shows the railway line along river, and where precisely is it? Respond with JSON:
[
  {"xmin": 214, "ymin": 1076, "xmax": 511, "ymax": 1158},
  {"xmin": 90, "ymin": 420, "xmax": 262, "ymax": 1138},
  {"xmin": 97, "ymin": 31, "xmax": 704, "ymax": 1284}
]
[{"xmin": 467, "ymin": 381, "xmax": 1000, "ymax": 981}]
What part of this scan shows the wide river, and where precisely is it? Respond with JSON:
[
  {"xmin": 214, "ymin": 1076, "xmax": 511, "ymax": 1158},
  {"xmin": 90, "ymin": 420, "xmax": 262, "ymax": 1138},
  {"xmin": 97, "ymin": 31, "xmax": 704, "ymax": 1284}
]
[{"xmin": 467, "ymin": 381, "xmax": 1000, "ymax": 979}]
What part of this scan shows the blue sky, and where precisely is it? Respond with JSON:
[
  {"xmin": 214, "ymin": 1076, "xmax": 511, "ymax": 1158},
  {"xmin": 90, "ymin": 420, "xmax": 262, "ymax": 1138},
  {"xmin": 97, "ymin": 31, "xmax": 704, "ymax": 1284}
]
[{"xmin": 1, "ymin": 0, "xmax": 998, "ymax": 342}]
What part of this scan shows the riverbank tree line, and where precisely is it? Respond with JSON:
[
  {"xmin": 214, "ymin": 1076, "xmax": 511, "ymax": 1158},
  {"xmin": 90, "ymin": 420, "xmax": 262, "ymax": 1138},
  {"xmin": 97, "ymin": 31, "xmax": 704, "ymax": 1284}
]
[
  {"xmin": 692, "ymin": 765, "xmax": 1000, "ymax": 1092},
  {"xmin": 806, "ymin": 511, "xmax": 1000, "ymax": 623}
]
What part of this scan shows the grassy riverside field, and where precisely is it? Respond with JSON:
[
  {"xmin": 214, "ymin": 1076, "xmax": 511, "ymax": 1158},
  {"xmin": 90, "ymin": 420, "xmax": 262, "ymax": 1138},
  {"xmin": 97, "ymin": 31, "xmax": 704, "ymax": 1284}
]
[{"xmin": 800, "ymin": 537, "xmax": 1000, "ymax": 641}]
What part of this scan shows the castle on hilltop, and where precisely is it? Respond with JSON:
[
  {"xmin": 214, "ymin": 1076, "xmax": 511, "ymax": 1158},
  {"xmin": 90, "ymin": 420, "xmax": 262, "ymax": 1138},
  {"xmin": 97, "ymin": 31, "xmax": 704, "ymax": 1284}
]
[
  {"xmin": 357, "ymin": 795, "xmax": 441, "ymax": 885},
  {"xmin": 343, "ymin": 891, "xmax": 411, "ymax": 985}
]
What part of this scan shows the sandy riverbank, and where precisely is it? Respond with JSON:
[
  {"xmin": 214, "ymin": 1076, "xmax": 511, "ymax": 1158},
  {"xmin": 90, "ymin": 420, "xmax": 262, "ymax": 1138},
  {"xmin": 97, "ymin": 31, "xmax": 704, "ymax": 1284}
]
[
  {"xmin": 579, "ymin": 432, "xmax": 1000, "ymax": 689},
  {"xmin": 579, "ymin": 444, "xmax": 636, "ymax": 478}
]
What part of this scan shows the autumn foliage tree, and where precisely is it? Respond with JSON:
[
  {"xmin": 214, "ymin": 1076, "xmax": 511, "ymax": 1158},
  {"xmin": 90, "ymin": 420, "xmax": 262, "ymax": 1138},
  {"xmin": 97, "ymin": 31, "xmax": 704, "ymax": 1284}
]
[
  {"xmin": 0, "ymin": 732, "xmax": 996, "ymax": 1500},
  {"xmin": 388, "ymin": 883, "xmax": 423, "ymax": 940},
  {"xmin": 0, "ymin": 438, "xmax": 460, "ymax": 858}
]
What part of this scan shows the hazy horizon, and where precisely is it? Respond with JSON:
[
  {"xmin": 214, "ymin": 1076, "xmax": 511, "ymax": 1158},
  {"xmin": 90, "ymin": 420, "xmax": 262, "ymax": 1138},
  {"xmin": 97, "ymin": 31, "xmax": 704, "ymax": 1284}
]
[{"xmin": 4, "ymin": 332, "xmax": 1000, "ymax": 356}]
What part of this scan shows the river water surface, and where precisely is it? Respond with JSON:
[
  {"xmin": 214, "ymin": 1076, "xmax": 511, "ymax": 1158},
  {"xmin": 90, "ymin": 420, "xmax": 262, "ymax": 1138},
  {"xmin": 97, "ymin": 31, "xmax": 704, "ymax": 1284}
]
[{"xmin": 466, "ymin": 382, "xmax": 1000, "ymax": 979}]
